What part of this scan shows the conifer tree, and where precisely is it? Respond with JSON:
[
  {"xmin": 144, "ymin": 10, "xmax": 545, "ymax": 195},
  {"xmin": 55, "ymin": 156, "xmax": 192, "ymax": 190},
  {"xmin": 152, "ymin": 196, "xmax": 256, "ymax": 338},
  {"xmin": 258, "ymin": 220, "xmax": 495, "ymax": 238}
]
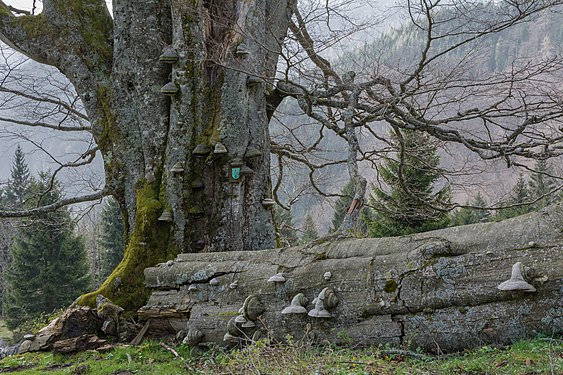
[
  {"xmin": 451, "ymin": 192, "xmax": 490, "ymax": 226},
  {"xmin": 495, "ymin": 174, "xmax": 533, "ymax": 220},
  {"xmin": 4, "ymin": 172, "xmax": 92, "ymax": 329},
  {"xmin": 274, "ymin": 206, "xmax": 299, "ymax": 247},
  {"xmin": 0, "ymin": 147, "xmax": 33, "ymax": 317},
  {"xmin": 367, "ymin": 129, "xmax": 450, "ymax": 237},
  {"xmin": 5, "ymin": 145, "xmax": 32, "ymax": 209},
  {"xmin": 98, "ymin": 197, "xmax": 125, "ymax": 282},
  {"xmin": 528, "ymin": 159, "xmax": 558, "ymax": 209},
  {"xmin": 300, "ymin": 214, "xmax": 319, "ymax": 244},
  {"xmin": 330, "ymin": 180, "xmax": 355, "ymax": 233}
]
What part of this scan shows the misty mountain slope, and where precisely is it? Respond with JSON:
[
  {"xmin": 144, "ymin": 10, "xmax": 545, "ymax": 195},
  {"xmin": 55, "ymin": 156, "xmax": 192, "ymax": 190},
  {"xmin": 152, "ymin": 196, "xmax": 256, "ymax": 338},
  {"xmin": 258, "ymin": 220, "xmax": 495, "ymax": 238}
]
[{"xmin": 272, "ymin": 6, "xmax": 563, "ymax": 232}]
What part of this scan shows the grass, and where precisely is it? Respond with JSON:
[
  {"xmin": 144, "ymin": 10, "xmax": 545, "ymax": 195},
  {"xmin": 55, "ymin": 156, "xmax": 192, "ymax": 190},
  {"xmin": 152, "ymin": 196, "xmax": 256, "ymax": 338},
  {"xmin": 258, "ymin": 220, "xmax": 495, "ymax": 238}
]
[{"xmin": 0, "ymin": 336, "xmax": 560, "ymax": 374}]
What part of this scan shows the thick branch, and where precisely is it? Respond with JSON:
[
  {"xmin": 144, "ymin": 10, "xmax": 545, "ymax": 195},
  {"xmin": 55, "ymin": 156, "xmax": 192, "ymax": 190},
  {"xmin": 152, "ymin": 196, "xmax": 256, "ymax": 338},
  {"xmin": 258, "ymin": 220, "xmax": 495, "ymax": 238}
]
[{"xmin": 0, "ymin": 190, "xmax": 106, "ymax": 218}]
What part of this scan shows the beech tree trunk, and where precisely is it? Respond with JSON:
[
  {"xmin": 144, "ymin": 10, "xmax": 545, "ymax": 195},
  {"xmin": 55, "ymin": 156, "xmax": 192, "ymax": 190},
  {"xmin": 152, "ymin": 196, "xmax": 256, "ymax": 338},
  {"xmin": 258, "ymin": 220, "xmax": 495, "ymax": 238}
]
[
  {"xmin": 0, "ymin": 0, "xmax": 290, "ymax": 312},
  {"xmin": 139, "ymin": 204, "xmax": 562, "ymax": 352}
]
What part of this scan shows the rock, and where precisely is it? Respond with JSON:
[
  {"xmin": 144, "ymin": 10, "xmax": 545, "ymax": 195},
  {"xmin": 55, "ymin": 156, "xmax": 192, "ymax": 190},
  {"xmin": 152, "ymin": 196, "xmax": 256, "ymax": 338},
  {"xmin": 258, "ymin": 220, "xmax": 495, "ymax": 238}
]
[{"xmin": 96, "ymin": 295, "xmax": 124, "ymax": 337}]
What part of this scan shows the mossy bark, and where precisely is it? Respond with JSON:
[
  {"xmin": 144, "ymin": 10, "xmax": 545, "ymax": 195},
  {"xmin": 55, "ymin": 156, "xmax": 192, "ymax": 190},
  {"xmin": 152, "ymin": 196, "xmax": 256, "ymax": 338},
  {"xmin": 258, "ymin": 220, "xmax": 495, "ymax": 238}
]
[{"xmin": 0, "ymin": 1, "xmax": 291, "ymax": 313}]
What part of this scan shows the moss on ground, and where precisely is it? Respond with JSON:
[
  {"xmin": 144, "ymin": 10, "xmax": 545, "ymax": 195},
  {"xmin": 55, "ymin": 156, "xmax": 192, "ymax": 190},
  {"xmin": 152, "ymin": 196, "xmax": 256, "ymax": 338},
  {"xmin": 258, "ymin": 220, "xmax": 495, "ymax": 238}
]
[{"xmin": 0, "ymin": 337, "xmax": 560, "ymax": 374}]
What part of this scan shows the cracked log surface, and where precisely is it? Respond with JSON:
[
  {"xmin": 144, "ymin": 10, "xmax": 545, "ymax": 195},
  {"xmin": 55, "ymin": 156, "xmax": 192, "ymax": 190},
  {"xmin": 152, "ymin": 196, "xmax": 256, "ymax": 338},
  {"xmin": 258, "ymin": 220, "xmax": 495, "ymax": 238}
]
[{"xmin": 139, "ymin": 204, "xmax": 562, "ymax": 352}]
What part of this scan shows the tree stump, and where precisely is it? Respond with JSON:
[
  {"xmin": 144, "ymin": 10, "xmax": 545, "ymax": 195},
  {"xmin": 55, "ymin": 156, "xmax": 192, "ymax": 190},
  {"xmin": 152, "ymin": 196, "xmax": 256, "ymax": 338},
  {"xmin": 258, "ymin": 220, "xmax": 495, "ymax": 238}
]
[{"xmin": 139, "ymin": 204, "xmax": 562, "ymax": 352}]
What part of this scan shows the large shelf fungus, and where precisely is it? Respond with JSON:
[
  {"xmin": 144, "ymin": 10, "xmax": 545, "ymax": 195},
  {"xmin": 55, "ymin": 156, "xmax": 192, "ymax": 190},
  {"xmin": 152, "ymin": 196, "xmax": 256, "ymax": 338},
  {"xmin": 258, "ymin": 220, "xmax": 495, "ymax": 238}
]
[
  {"xmin": 497, "ymin": 262, "xmax": 537, "ymax": 292},
  {"xmin": 267, "ymin": 273, "xmax": 286, "ymax": 283},
  {"xmin": 160, "ymin": 82, "xmax": 178, "ymax": 96},
  {"xmin": 308, "ymin": 288, "xmax": 339, "ymax": 318},
  {"xmin": 159, "ymin": 47, "xmax": 179, "ymax": 64},
  {"xmin": 281, "ymin": 293, "xmax": 308, "ymax": 315}
]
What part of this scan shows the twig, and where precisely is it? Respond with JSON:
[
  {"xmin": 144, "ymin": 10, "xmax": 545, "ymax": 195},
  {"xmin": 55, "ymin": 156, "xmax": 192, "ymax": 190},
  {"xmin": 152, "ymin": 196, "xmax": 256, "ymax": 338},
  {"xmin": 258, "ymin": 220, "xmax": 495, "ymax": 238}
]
[{"xmin": 160, "ymin": 342, "xmax": 185, "ymax": 361}]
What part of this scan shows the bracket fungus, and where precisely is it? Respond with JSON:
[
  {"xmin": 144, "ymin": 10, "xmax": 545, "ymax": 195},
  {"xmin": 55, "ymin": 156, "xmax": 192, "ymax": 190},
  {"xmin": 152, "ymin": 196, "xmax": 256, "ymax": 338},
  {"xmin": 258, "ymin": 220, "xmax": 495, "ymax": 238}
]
[
  {"xmin": 261, "ymin": 198, "xmax": 275, "ymax": 207},
  {"xmin": 160, "ymin": 82, "xmax": 178, "ymax": 96},
  {"xmin": 242, "ymin": 295, "xmax": 265, "ymax": 321},
  {"xmin": 240, "ymin": 165, "xmax": 254, "ymax": 176},
  {"xmin": 157, "ymin": 210, "xmax": 173, "ymax": 222},
  {"xmin": 267, "ymin": 273, "xmax": 286, "ymax": 283},
  {"xmin": 192, "ymin": 144, "xmax": 211, "ymax": 157},
  {"xmin": 170, "ymin": 162, "xmax": 184, "ymax": 173},
  {"xmin": 244, "ymin": 146, "xmax": 262, "ymax": 159},
  {"xmin": 214, "ymin": 142, "xmax": 228, "ymax": 154},
  {"xmin": 247, "ymin": 76, "xmax": 262, "ymax": 86},
  {"xmin": 281, "ymin": 293, "xmax": 309, "ymax": 315},
  {"xmin": 308, "ymin": 288, "xmax": 338, "ymax": 318},
  {"xmin": 497, "ymin": 262, "xmax": 536, "ymax": 292},
  {"xmin": 183, "ymin": 327, "xmax": 204, "ymax": 346},
  {"xmin": 188, "ymin": 284, "xmax": 197, "ymax": 291},
  {"xmin": 235, "ymin": 43, "xmax": 251, "ymax": 57},
  {"xmin": 209, "ymin": 278, "xmax": 220, "ymax": 286},
  {"xmin": 323, "ymin": 272, "xmax": 332, "ymax": 281},
  {"xmin": 191, "ymin": 180, "xmax": 204, "ymax": 190},
  {"xmin": 159, "ymin": 47, "xmax": 179, "ymax": 64}
]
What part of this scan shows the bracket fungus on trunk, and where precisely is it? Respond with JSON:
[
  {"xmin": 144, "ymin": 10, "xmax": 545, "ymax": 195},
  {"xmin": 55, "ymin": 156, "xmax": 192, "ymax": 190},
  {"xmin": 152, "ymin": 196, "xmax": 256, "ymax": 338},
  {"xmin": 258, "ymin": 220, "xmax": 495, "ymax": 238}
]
[
  {"xmin": 160, "ymin": 82, "xmax": 178, "ymax": 96},
  {"xmin": 497, "ymin": 262, "xmax": 537, "ymax": 292}
]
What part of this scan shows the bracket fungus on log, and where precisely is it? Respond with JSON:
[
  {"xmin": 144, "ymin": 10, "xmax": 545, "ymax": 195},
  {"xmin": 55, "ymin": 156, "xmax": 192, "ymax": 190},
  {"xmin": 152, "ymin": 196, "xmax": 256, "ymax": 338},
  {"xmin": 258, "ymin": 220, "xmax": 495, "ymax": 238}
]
[
  {"xmin": 192, "ymin": 144, "xmax": 211, "ymax": 157},
  {"xmin": 170, "ymin": 162, "xmax": 184, "ymax": 174},
  {"xmin": 308, "ymin": 288, "xmax": 338, "ymax": 318},
  {"xmin": 213, "ymin": 142, "xmax": 228, "ymax": 155},
  {"xmin": 497, "ymin": 262, "xmax": 537, "ymax": 292},
  {"xmin": 140, "ymin": 204, "xmax": 562, "ymax": 351},
  {"xmin": 282, "ymin": 293, "xmax": 309, "ymax": 315},
  {"xmin": 267, "ymin": 273, "xmax": 286, "ymax": 283},
  {"xmin": 244, "ymin": 146, "xmax": 262, "ymax": 159}
]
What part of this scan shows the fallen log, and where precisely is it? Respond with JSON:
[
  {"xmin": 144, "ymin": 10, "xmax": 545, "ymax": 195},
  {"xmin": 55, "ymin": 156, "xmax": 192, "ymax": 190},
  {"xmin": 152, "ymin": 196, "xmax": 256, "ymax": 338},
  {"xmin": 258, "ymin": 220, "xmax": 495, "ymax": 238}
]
[{"xmin": 139, "ymin": 204, "xmax": 562, "ymax": 352}]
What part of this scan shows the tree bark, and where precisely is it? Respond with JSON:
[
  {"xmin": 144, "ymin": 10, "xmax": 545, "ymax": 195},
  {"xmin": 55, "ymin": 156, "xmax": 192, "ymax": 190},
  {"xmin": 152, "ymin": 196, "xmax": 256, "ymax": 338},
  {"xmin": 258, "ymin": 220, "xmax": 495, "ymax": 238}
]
[
  {"xmin": 0, "ymin": 0, "xmax": 290, "ymax": 312},
  {"xmin": 139, "ymin": 204, "xmax": 562, "ymax": 352}
]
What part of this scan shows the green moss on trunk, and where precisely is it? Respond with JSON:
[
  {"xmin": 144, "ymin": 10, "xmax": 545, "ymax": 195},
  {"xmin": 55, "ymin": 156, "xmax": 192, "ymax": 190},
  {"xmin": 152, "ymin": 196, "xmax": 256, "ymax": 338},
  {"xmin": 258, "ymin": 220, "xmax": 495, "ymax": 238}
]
[{"xmin": 77, "ymin": 183, "xmax": 178, "ymax": 313}]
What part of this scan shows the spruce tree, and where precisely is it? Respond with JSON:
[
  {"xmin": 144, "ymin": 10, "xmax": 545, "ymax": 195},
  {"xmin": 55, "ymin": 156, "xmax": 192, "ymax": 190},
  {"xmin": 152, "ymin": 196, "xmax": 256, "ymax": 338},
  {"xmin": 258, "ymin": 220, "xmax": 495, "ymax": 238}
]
[
  {"xmin": 528, "ymin": 159, "xmax": 558, "ymax": 209},
  {"xmin": 4, "ymin": 172, "xmax": 92, "ymax": 330},
  {"xmin": 98, "ymin": 197, "xmax": 125, "ymax": 282},
  {"xmin": 330, "ymin": 180, "xmax": 355, "ymax": 233},
  {"xmin": 495, "ymin": 174, "xmax": 533, "ymax": 220},
  {"xmin": 0, "ymin": 147, "xmax": 33, "ymax": 317},
  {"xmin": 300, "ymin": 214, "xmax": 319, "ymax": 244},
  {"xmin": 367, "ymin": 129, "xmax": 450, "ymax": 237},
  {"xmin": 5, "ymin": 145, "xmax": 32, "ymax": 209},
  {"xmin": 451, "ymin": 192, "xmax": 490, "ymax": 226},
  {"xmin": 274, "ymin": 206, "xmax": 299, "ymax": 247}
]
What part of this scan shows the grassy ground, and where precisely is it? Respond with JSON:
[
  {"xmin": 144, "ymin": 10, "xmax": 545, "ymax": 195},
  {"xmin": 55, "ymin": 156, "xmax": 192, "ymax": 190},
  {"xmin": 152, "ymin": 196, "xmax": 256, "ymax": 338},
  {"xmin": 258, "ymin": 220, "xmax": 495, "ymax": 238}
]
[{"xmin": 0, "ymin": 336, "xmax": 560, "ymax": 374}]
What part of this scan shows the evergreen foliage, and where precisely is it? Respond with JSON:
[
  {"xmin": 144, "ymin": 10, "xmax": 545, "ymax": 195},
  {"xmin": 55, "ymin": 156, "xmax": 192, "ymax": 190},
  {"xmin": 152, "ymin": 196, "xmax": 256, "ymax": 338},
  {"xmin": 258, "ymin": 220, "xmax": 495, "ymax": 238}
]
[
  {"xmin": 330, "ymin": 180, "xmax": 355, "ymax": 233},
  {"xmin": 274, "ymin": 206, "xmax": 299, "ymax": 247},
  {"xmin": 495, "ymin": 174, "xmax": 533, "ymax": 220},
  {"xmin": 366, "ymin": 129, "xmax": 451, "ymax": 237},
  {"xmin": 300, "ymin": 214, "xmax": 319, "ymax": 244},
  {"xmin": 98, "ymin": 197, "xmax": 125, "ymax": 282},
  {"xmin": 451, "ymin": 192, "xmax": 490, "ymax": 226},
  {"xmin": 4, "ymin": 173, "xmax": 92, "ymax": 330},
  {"xmin": 4, "ymin": 145, "xmax": 32, "ymax": 209},
  {"xmin": 528, "ymin": 159, "xmax": 558, "ymax": 209}
]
